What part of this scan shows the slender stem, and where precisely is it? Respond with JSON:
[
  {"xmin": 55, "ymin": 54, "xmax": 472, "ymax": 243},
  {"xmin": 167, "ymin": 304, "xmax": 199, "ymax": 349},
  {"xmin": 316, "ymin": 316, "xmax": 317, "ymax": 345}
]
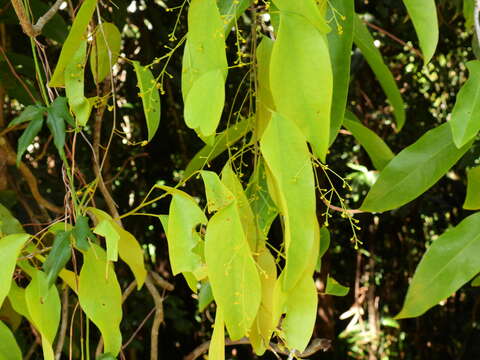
[
  {"xmin": 29, "ymin": 37, "xmax": 49, "ymax": 105},
  {"xmin": 475, "ymin": 0, "xmax": 480, "ymax": 48}
]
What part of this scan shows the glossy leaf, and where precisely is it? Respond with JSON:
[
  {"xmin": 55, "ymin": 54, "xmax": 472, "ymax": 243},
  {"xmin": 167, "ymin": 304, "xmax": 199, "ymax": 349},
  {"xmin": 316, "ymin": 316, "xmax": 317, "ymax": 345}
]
[
  {"xmin": 270, "ymin": 12, "xmax": 332, "ymax": 161},
  {"xmin": 361, "ymin": 123, "xmax": 473, "ymax": 212},
  {"xmin": 205, "ymin": 202, "xmax": 261, "ymax": 340},
  {"xmin": 0, "ymin": 320, "xmax": 22, "ymax": 360},
  {"xmin": 343, "ymin": 112, "xmax": 395, "ymax": 170},
  {"xmin": 183, "ymin": 118, "xmax": 251, "ymax": 179},
  {"xmin": 271, "ymin": 0, "xmax": 330, "ymax": 33},
  {"xmin": 16, "ymin": 115, "xmax": 43, "ymax": 165},
  {"xmin": 449, "ymin": 61, "xmax": 480, "ymax": 148},
  {"xmin": 8, "ymin": 104, "xmax": 45, "ymax": 128},
  {"xmin": 91, "ymin": 22, "xmax": 122, "ymax": 84},
  {"xmin": 25, "ymin": 270, "xmax": 61, "ymax": 360},
  {"xmin": 464, "ymin": 166, "xmax": 480, "ymax": 210},
  {"xmin": 0, "ymin": 204, "xmax": 24, "ymax": 236},
  {"xmin": 325, "ymin": 276, "xmax": 349, "ymax": 296},
  {"xmin": 46, "ymin": 97, "xmax": 68, "ymax": 156},
  {"xmin": 49, "ymin": 0, "xmax": 98, "ymax": 87},
  {"xmin": 255, "ymin": 37, "xmax": 275, "ymax": 140},
  {"xmin": 0, "ymin": 233, "xmax": 29, "ymax": 307},
  {"xmin": 132, "ymin": 61, "xmax": 161, "ymax": 142},
  {"xmin": 184, "ymin": 69, "xmax": 225, "ymax": 139},
  {"xmin": 402, "ymin": 0, "xmax": 439, "ymax": 63},
  {"xmin": 260, "ymin": 113, "xmax": 316, "ymax": 291},
  {"xmin": 208, "ymin": 308, "xmax": 225, "ymax": 360},
  {"xmin": 396, "ymin": 212, "xmax": 480, "ymax": 319},
  {"xmin": 65, "ymin": 41, "xmax": 91, "ymax": 127},
  {"xmin": 79, "ymin": 244, "xmax": 122, "ymax": 356},
  {"xmin": 201, "ymin": 170, "xmax": 235, "ymax": 212},
  {"xmin": 327, "ymin": 0, "xmax": 354, "ymax": 144},
  {"xmin": 353, "ymin": 15, "xmax": 405, "ymax": 130},
  {"xmin": 43, "ymin": 231, "xmax": 72, "ymax": 288},
  {"xmin": 166, "ymin": 194, "xmax": 207, "ymax": 276}
]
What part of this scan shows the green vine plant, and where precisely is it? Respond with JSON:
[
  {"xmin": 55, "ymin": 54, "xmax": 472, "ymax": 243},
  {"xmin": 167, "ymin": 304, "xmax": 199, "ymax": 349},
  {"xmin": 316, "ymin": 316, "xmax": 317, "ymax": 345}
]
[{"xmin": 2, "ymin": 0, "xmax": 480, "ymax": 359}]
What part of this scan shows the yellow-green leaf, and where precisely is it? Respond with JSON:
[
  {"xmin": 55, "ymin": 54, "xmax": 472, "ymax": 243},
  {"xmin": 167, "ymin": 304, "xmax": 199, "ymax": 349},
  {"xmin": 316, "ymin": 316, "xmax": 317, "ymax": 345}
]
[
  {"xmin": 464, "ymin": 166, "xmax": 480, "ymax": 210},
  {"xmin": 90, "ymin": 22, "xmax": 122, "ymax": 84},
  {"xmin": 205, "ymin": 203, "xmax": 261, "ymax": 340},
  {"xmin": 201, "ymin": 170, "xmax": 235, "ymax": 212},
  {"xmin": 0, "ymin": 320, "xmax": 22, "ymax": 360},
  {"xmin": 25, "ymin": 270, "xmax": 60, "ymax": 360},
  {"xmin": 0, "ymin": 233, "xmax": 29, "ymax": 308},
  {"xmin": 94, "ymin": 220, "xmax": 119, "ymax": 263},
  {"xmin": 208, "ymin": 308, "xmax": 225, "ymax": 360},
  {"xmin": 271, "ymin": 0, "xmax": 330, "ymax": 33},
  {"xmin": 0, "ymin": 205, "xmax": 25, "ymax": 235},
  {"xmin": 79, "ymin": 244, "xmax": 122, "ymax": 356},
  {"xmin": 255, "ymin": 37, "xmax": 275, "ymax": 140},
  {"xmin": 133, "ymin": 61, "xmax": 161, "ymax": 142},
  {"xmin": 325, "ymin": 276, "xmax": 349, "ymax": 296},
  {"xmin": 260, "ymin": 113, "xmax": 316, "ymax": 291},
  {"xmin": 270, "ymin": 12, "xmax": 332, "ymax": 161},
  {"xmin": 49, "ymin": 0, "xmax": 98, "ymax": 87}
]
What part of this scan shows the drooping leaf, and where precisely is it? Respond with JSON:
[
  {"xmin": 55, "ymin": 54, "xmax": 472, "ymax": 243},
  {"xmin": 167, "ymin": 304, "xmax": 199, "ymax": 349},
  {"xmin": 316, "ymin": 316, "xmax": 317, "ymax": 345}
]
[
  {"xmin": 49, "ymin": 0, "xmax": 98, "ymax": 87},
  {"xmin": 65, "ymin": 41, "xmax": 92, "ymax": 127},
  {"xmin": 166, "ymin": 194, "xmax": 207, "ymax": 277},
  {"xmin": 396, "ymin": 212, "xmax": 480, "ymax": 319},
  {"xmin": 16, "ymin": 114, "xmax": 43, "ymax": 165},
  {"xmin": 94, "ymin": 220, "xmax": 120, "ymax": 263},
  {"xmin": 361, "ymin": 123, "xmax": 473, "ymax": 212},
  {"xmin": 0, "ymin": 233, "xmax": 29, "ymax": 307},
  {"xmin": 132, "ymin": 61, "xmax": 161, "ymax": 142},
  {"xmin": 8, "ymin": 104, "xmax": 45, "ymax": 128},
  {"xmin": 343, "ymin": 111, "xmax": 395, "ymax": 170},
  {"xmin": 325, "ymin": 276, "xmax": 350, "ymax": 296},
  {"xmin": 25, "ymin": 270, "xmax": 61, "ymax": 360},
  {"xmin": 464, "ymin": 166, "xmax": 480, "ymax": 210},
  {"xmin": 316, "ymin": 226, "xmax": 331, "ymax": 272},
  {"xmin": 46, "ymin": 97, "xmax": 69, "ymax": 156},
  {"xmin": 260, "ymin": 113, "xmax": 316, "ymax": 291},
  {"xmin": 218, "ymin": 0, "xmax": 252, "ymax": 35},
  {"xmin": 255, "ymin": 37, "xmax": 275, "ymax": 140},
  {"xmin": 0, "ymin": 320, "xmax": 22, "ymax": 360},
  {"xmin": 402, "ymin": 0, "xmax": 439, "ymax": 63},
  {"xmin": 327, "ymin": 0, "xmax": 354, "ymax": 144},
  {"xmin": 72, "ymin": 215, "xmax": 92, "ymax": 251},
  {"xmin": 198, "ymin": 282, "xmax": 214, "ymax": 312},
  {"xmin": 78, "ymin": 244, "xmax": 122, "ymax": 356},
  {"xmin": 464, "ymin": 0, "xmax": 475, "ymax": 30},
  {"xmin": 90, "ymin": 22, "xmax": 122, "ymax": 84},
  {"xmin": 208, "ymin": 308, "xmax": 225, "ymax": 360},
  {"xmin": 449, "ymin": 61, "xmax": 480, "ymax": 148},
  {"xmin": 201, "ymin": 170, "xmax": 235, "ymax": 212},
  {"xmin": 205, "ymin": 203, "xmax": 261, "ymax": 340},
  {"xmin": 7, "ymin": 282, "xmax": 30, "ymax": 321},
  {"xmin": 183, "ymin": 118, "xmax": 251, "ymax": 179},
  {"xmin": 353, "ymin": 15, "xmax": 405, "ymax": 130},
  {"xmin": 271, "ymin": 0, "xmax": 330, "ymax": 33},
  {"xmin": 184, "ymin": 69, "xmax": 225, "ymax": 139},
  {"xmin": 270, "ymin": 12, "xmax": 333, "ymax": 161},
  {"xmin": 43, "ymin": 231, "xmax": 72, "ymax": 288},
  {"xmin": 0, "ymin": 204, "xmax": 24, "ymax": 236}
]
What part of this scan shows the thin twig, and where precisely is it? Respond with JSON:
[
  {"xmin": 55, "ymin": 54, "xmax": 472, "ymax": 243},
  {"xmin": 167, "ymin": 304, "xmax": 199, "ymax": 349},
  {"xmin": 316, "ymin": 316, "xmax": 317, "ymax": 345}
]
[
  {"xmin": 122, "ymin": 307, "xmax": 157, "ymax": 350},
  {"xmin": 11, "ymin": 0, "xmax": 63, "ymax": 37},
  {"xmin": 321, "ymin": 197, "xmax": 364, "ymax": 215},
  {"xmin": 145, "ymin": 275, "xmax": 164, "ymax": 360},
  {"xmin": 150, "ymin": 271, "xmax": 175, "ymax": 291}
]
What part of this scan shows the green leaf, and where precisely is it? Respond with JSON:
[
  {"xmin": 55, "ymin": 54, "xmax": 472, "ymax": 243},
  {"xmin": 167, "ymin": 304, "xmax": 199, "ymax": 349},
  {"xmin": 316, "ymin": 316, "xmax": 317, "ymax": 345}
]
[
  {"xmin": 464, "ymin": 166, "xmax": 480, "ymax": 210},
  {"xmin": 25, "ymin": 270, "xmax": 61, "ymax": 360},
  {"xmin": 8, "ymin": 104, "xmax": 45, "ymax": 128},
  {"xmin": 208, "ymin": 308, "xmax": 225, "ymax": 360},
  {"xmin": 198, "ymin": 282, "xmax": 213, "ymax": 312},
  {"xmin": 270, "ymin": 12, "xmax": 332, "ymax": 161},
  {"xmin": 46, "ymin": 97, "xmax": 69, "ymax": 156},
  {"xmin": 471, "ymin": 274, "xmax": 480, "ymax": 287},
  {"xmin": 361, "ymin": 123, "xmax": 473, "ymax": 212},
  {"xmin": 65, "ymin": 41, "xmax": 92, "ymax": 127},
  {"xmin": 205, "ymin": 203, "xmax": 261, "ymax": 340},
  {"xmin": 90, "ymin": 22, "xmax": 122, "ymax": 84},
  {"xmin": 79, "ymin": 244, "xmax": 122, "ymax": 356},
  {"xmin": 271, "ymin": 0, "xmax": 330, "ymax": 33},
  {"xmin": 72, "ymin": 215, "xmax": 92, "ymax": 251},
  {"xmin": 255, "ymin": 37, "xmax": 275, "ymax": 140},
  {"xmin": 184, "ymin": 69, "xmax": 225, "ymax": 139},
  {"xmin": 316, "ymin": 227, "xmax": 331, "ymax": 272},
  {"xmin": 402, "ymin": 0, "xmax": 439, "ymax": 63},
  {"xmin": 449, "ymin": 61, "xmax": 480, "ymax": 148},
  {"xmin": 43, "ymin": 231, "xmax": 72, "ymax": 288},
  {"xmin": 183, "ymin": 118, "xmax": 251, "ymax": 179},
  {"xmin": 343, "ymin": 111, "xmax": 395, "ymax": 170},
  {"xmin": 94, "ymin": 220, "xmax": 119, "ymax": 263},
  {"xmin": 0, "ymin": 320, "xmax": 22, "ymax": 360},
  {"xmin": 29, "ymin": 0, "xmax": 67, "ymax": 43},
  {"xmin": 396, "ymin": 212, "xmax": 480, "ymax": 319},
  {"xmin": 7, "ymin": 282, "xmax": 30, "ymax": 321},
  {"xmin": 96, "ymin": 353, "xmax": 116, "ymax": 360},
  {"xmin": 464, "ymin": 0, "xmax": 474, "ymax": 30},
  {"xmin": 325, "ymin": 276, "xmax": 349, "ymax": 296},
  {"xmin": 218, "ymin": 0, "xmax": 252, "ymax": 35},
  {"xmin": 132, "ymin": 61, "xmax": 161, "ymax": 142},
  {"xmin": 166, "ymin": 194, "xmax": 207, "ymax": 276},
  {"xmin": 201, "ymin": 170, "xmax": 235, "ymax": 212},
  {"xmin": 49, "ymin": 0, "xmax": 98, "ymax": 87},
  {"xmin": 0, "ymin": 204, "xmax": 24, "ymax": 236},
  {"xmin": 260, "ymin": 113, "xmax": 316, "ymax": 291},
  {"xmin": 327, "ymin": 0, "xmax": 354, "ymax": 144},
  {"xmin": 0, "ymin": 233, "xmax": 29, "ymax": 307},
  {"xmin": 16, "ymin": 114, "xmax": 44, "ymax": 165},
  {"xmin": 353, "ymin": 15, "xmax": 405, "ymax": 130}
]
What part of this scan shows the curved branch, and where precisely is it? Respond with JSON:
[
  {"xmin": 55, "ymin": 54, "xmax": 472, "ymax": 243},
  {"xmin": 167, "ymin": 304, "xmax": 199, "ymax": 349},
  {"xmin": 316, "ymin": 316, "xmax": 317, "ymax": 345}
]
[{"xmin": 11, "ymin": 0, "xmax": 64, "ymax": 38}]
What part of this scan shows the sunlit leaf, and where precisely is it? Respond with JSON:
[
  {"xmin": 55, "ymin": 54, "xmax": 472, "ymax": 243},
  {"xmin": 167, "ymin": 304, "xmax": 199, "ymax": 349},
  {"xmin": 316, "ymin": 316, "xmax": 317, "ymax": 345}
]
[
  {"xmin": 208, "ymin": 308, "xmax": 225, "ymax": 360},
  {"xmin": 270, "ymin": 12, "xmax": 332, "ymax": 161},
  {"xmin": 43, "ymin": 231, "xmax": 72, "ymax": 288},
  {"xmin": 449, "ymin": 61, "xmax": 480, "ymax": 148},
  {"xmin": 0, "ymin": 204, "xmax": 25, "ymax": 236},
  {"xmin": 325, "ymin": 276, "xmax": 349, "ymax": 296},
  {"xmin": 316, "ymin": 226, "xmax": 331, "ymax": 272},
  {"xmin": 90, "ymin": 22, "xmax": 122, "ymax": 84},
  {"xmin": 201, "ymin": 170, "xmax": 235, "ymax": 212},
  {"xmin": 464, "ymin": 166, "xmax": 480, "ymax": 210},
  {"xmin": 361, "ymin": 124, "xmax": 473, "ymax": 212},
  {"xmin": 218, "ymin": 0, "xmax": 252, "ymax": 35},
  {"xmin": 255, "ymin": 37, "xmax": 275, "ymax": 140},
  {"xmin": 0, "ymin": 320, "xmax": 22, "ymax": 360},
  {"xmin": 396, "ymin": 212, "xmax": 480, "ymax": 319},
  {"xmin": 7, "ymin": 282, "xmax": 30, "ymax": 321},
  {"xmin": 198, "ymin": 282, "xmax": 214, "ymax": 312},
  {"xmin": 260, "ymin": 113, "xmax": 316, "ymax": 291},
  {"xmin": 271, "ymin": 0, "xmax": 330, "ymax": 33},
  {"xmin": 79, "ymin": 244, "xmax": 122, "ymax": 356},
  {"xmin": 94, "ymin": 220, "xmax": 119, "ymax": 263}
]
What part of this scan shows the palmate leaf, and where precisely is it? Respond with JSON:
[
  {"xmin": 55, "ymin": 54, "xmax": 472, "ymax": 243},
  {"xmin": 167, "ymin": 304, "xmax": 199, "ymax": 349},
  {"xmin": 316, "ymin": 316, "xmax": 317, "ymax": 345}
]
[
  {"xmin": 397, "ymin": 212, "xmax": 480, "ymax": 319},
  {"xmin": 0, "ymin": 320, "xmax": 22, "ymax": 360}
]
